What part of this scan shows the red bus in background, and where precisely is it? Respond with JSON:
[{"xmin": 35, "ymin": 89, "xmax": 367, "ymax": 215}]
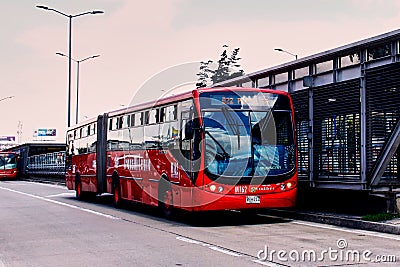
[
  {"xmin": 0, "ymin": 152, "xmax": 18, "ymax": 179},
  {"xmin": 66, "ymin": 87, "xmax": 297, "ymax": 218}
]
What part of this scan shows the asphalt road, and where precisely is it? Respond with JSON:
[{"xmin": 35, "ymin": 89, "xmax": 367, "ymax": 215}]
[{"xmin": 0, "ymin": 180, "xmax": 399, "ymax": 267}]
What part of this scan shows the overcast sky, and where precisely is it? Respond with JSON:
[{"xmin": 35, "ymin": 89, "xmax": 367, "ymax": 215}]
[{"xmin": 1, "ymin": 0, "xmax": 400, "ymax": 143}]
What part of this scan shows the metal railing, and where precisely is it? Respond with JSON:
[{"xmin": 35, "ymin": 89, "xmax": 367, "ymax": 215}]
[{"xmin": 27, "ymin": 151, "xmax": 66, "ymax": 178}]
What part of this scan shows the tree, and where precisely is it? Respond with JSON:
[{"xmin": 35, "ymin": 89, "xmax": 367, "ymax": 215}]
[
  {"xmin": 228, "ymin": 47, "xmax": 244, "ymax": 79},
  {"xmin": 196, "ymin": 60, "xmax": 214, "ymax": 88},
  {"xmin": 196, "ymin": 45, "xmax": 244, "ymax": 88}
]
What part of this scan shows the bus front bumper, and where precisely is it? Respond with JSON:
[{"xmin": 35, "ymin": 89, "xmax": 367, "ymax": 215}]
[
  {"xmin": 189, "ymin": 187, "xmax": 297, "ymax": 212},
  {"xmin": 0, "ymin": 169, "xmax": 17, "ymax": 179}
]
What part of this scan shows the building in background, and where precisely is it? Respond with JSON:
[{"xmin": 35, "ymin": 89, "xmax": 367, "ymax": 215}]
[{"xmin": 0, "ymin": 136, "xmax": 17, "ymax": 151}]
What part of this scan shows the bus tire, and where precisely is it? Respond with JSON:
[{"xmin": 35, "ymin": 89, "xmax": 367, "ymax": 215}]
[
  {"xmin": 75, "ymin": 176, "xmax": 85, "ymax": 200},
  {"xmin": 158, "ymin": 176, "xmax": 174, "ymax": 219},
  {"xmin": 112, "ymin": 175, "xmax": 122, "ymax": 209}
]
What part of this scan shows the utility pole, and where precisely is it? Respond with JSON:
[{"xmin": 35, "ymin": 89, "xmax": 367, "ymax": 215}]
[{"xmin": 17, "ymin": 121, "xmax": 23, "ymax": 144}]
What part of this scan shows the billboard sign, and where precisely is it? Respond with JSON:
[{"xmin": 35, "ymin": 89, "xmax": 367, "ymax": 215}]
[
  {"xmin": 36, "ymin": 129, "xmax": 57, "ymax": 137},
  {"xmin": 0, "ymin": 136, "xmax": 17, "ymax": 151},
  {"xmin": 0, "ymin": 136, "xmax": 16, "ymax": 142}
]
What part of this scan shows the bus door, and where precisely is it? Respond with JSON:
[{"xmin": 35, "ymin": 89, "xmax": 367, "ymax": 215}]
[
  {"xmin": 181, "ymin": 109, "xmax": 201, "ymax": 183},
  {"xmin": 180, "ymin": 108, "xmax": 203, "ymax": 208},
  {"xmin": 181, "ymin": 111, "xmax": 192, "ymax": 177}
]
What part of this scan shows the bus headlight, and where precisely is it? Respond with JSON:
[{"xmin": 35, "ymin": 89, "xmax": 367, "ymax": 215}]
[
  {"xmin": 210, "ymin": 185, "xmax": 216, "ymax": 192},
  {"xmin": 218, "ymin": 186, "xmax": 224, "ymax": 193},
  {"xmin": 280, "ymin": 182, "xmax": 295, "ymax": 191}
]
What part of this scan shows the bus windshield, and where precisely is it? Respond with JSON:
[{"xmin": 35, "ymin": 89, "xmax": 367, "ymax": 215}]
[
  {"xmin": 201, "ymin": 91, "xmax": 295, "ymax": 178},
  {"xmin": 0, "ymin": 153, "xmax": 17, "ymax": 170}
]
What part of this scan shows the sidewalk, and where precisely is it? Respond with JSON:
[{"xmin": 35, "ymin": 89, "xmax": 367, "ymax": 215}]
[
  {"xmin": 271, "ymin": 187, "xmax": 400, "ymax": 235},
  {"xmin": 264, "ymin": 209, "xmax": 400, "ymax": 235}
]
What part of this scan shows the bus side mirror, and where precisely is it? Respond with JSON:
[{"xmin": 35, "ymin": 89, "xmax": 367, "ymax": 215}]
[{"xmin": 184, "ymin": 120, "xmax": 194, "ymax": 140}]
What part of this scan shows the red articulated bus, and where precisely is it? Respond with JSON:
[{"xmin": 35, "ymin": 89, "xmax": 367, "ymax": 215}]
[
  {"xmin": 66, "ymin": 87, "xmax": 297, "ymax": 217},
  {"xmin": 0, "ymin": 152, "xmax": 18, "ymax": 179}
]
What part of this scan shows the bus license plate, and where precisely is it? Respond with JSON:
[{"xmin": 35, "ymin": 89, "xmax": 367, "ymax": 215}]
[{"xmin": 246, "ymin": 196, "xmax": 260, "ymax": 204}]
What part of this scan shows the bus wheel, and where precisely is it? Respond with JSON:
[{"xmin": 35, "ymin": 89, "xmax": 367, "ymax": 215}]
[
  {"xmin": 75, "ymin": 179, "xmax": 84, "ymax": 200},
  {"xmin": 158, "ymin": 177, "xmax": 174, "ymax": 219},
  {"xmin": 113, "ymin": 179, "xmax": 122, "ymax": 208}
]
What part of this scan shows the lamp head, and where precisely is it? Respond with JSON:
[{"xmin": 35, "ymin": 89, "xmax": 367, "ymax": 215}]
[{"xmin": 36, "ymin": 5, "xmax": 49, "ymax": 10}]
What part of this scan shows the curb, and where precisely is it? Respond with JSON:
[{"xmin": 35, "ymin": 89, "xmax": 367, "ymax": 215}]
[
  {"xmin": 264, "ymin": 209, "xmax": 400, "ymax": 235},
  {"xmin": 21, "ymin": 177, "xmax": 66, "ymax": 186}
]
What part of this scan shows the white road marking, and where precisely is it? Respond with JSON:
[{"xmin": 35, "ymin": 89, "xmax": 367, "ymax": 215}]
[
  {"xmin": 176, "ymin": 236, "xmax": 288, "ymax": 265},
  {"xmin": 208, "ymin": 246, "xmax": 242, "ymax": 257},
  {"xmin": 176, "ymin": 236, "xmax": 242, "ymax": 257},
  {"xmin": 176, "ymin": 236, "xmax": 202, "ymax": 245},
  {"xmin": 0, "ymin": 186, "xmax": 119, "ymax": 220},
  {"xmin": 46, "ymin": 192, "xmax": 76, "ymax": 198},
  {"xmin": 252, "ymin": 259, "xmax": 286, "ymax": 267}
]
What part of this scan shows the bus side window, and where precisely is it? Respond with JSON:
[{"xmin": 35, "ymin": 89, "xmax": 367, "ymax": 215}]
[{"xmin": 159, "ymin": 107, "xmax": 166, "ymax": 123}]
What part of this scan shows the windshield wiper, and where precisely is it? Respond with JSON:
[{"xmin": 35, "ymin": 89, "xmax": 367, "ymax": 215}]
[
  {"xmin": 205, "ymin": 130, "xmax": 231, "ymax": 159},
  {"xmin": 221, "ymin": 107, "xmax": 241, "ymax": 150}
]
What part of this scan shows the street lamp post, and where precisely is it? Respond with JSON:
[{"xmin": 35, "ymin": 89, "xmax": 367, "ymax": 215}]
[
  {"xmin": 36, "ymin": 5, "xmax": 104, "ymax": 128},
  {"xmin": 274, "ymin": 48, "xmax": 298, "ymax": 60},
  {"xmin": 56, "ymin": 53, "xmax": 100, "ymax": 124}
]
